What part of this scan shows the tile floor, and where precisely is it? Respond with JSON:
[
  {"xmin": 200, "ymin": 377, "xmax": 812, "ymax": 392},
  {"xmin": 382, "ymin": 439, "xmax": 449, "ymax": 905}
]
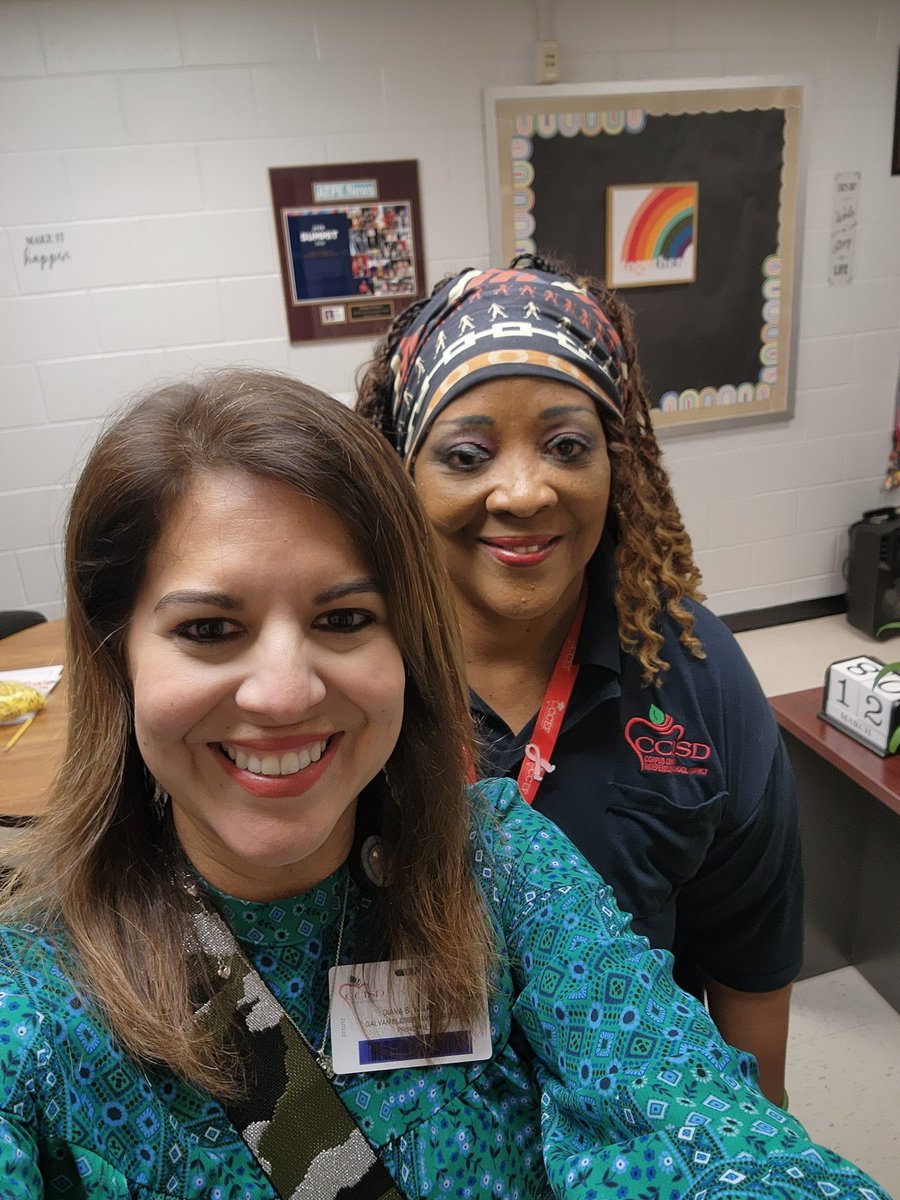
[
  {"xmin": 787, "ymin": 968, "xmax": 899, "ymax": 1193},
  {"xmin": 735, "ymin": 614, "xmax": 899, "ymax": 1195}
]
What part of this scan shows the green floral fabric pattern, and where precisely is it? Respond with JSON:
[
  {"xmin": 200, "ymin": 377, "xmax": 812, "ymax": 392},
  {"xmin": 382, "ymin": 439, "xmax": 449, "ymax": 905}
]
[{"xmin": 0, "ymin": 779, "xmax": 889, "ymax": 1198}]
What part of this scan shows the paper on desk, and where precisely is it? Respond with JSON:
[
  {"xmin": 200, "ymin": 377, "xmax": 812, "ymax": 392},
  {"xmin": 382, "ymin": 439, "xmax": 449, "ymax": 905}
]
[{"xmin": 0, "ymin": 665, "xmax": 64, "ymax": 724}]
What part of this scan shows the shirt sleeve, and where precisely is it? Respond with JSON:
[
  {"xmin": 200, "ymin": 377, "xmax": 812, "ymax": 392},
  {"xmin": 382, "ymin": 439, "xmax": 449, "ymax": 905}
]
[
  {"xmin": 0, "ymin": 1114, "xmax": 42, "ymax": 1198},
  {"xmin": 668, "ymin": 604, "xmax": 804, "ymax": 992},
  {"xmin": 478, "ymin": 780, "xmax": 888, "ymax": 1199},
  {"xmin": 676, "ymin": 732, "xmax": 804, "ymax": 991},
  {"xmin": 0, "ymin": 968, "xmax": 44, "ymax": 1198}
]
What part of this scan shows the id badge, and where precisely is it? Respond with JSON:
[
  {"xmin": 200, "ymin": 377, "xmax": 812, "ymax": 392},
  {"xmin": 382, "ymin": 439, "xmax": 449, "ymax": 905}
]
[{"xmin": 328, "ymin": 959, "xmax": 492, "ymax": 1075}]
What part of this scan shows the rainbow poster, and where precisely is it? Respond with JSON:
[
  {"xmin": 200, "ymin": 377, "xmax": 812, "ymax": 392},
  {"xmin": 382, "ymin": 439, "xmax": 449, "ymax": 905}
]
[{"xmin": 607, "ymin": 182, "xmax": 698, "ymax": 288}]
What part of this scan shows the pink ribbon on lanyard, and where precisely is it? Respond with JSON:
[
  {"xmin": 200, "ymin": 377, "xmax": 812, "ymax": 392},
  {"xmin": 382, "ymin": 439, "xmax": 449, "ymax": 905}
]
[{"xmin": 516, "ymin": 586, "xmax": 587, "ymax": 805}]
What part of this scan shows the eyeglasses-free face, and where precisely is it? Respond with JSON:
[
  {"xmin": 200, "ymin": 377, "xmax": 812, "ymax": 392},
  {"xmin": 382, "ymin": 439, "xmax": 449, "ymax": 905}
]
[
  {"xmin": 413, "ymin": 376, "xmax": 610, "ymax": 641},
  {"xmin": 126, "ymin": 470, "xmax": 406, "ymax": 901}
]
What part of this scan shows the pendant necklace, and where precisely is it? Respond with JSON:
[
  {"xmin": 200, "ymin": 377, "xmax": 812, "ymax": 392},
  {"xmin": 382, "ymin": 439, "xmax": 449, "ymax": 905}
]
[{"xmin": 297, "ymin": 871, "xmax": 350, "ymax": 1079}]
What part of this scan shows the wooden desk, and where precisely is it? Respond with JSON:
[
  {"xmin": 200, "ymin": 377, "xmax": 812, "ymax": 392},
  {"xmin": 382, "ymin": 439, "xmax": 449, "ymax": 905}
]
[
  {"xmin": 0, "ymin": 620, "xmax": 66, "ymax": 821},
  {"xmin": 770, "ymin": 686, "xmax": 900, "ymax": 1012}
]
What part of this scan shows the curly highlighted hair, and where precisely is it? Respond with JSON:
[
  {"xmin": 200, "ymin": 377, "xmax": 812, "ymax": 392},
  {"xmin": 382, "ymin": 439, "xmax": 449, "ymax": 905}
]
[{"xmin": 355, "ymin": 253, "xmax": 706, "ymax": 683}]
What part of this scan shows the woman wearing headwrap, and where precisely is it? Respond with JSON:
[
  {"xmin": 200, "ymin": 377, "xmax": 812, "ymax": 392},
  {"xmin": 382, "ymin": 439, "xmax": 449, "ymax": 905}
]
[{"xmin": 357, "ymin": 255, "xmax": 803, "ymax": 1108}]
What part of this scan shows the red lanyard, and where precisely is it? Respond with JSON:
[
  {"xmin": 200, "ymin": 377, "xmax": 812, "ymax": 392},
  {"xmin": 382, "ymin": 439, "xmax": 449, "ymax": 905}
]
[
  {"xmin": 516, "ymin": 586, "xmax": 586, "ymax": 804},
  {"xmin": 466, "ymin": 587, "xmax": 586, "ymax": 802}
]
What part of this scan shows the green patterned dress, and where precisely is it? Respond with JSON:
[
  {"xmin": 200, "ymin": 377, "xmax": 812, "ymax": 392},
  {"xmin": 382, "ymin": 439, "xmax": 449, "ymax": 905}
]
[{"xmin": 0, "ymin": 780, "xmax": 889, "ymax": 1198}]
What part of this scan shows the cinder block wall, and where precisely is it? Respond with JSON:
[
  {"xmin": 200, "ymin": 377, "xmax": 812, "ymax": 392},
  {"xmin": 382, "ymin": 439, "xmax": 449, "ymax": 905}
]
[{"xmin": 1, "ymin": 0, "xmax": 898, "ymax": 618}]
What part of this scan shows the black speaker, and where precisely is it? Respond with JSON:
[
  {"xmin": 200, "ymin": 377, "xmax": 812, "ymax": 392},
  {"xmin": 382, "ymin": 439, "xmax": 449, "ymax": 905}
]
[{"xmin": 846, "ymin": 507, "xmax": 900, "ymax": 638}]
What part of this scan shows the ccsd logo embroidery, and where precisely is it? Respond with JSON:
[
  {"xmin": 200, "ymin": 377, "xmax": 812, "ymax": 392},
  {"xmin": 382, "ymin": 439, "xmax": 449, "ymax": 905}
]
[{"xmin": 625, "ymin": 704, "xmax": 711, "ymax": 775}]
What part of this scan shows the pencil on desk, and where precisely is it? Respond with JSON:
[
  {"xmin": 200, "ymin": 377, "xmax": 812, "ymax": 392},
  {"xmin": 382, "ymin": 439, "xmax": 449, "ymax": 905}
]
[{"xmin": 4, "ymin": 714, "xmax": 36, "ymax": 752}]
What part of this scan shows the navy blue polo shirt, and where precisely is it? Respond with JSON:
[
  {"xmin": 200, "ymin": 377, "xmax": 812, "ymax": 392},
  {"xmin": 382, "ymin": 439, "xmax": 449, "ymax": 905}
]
[{"xmin": 471, "ymin": 552, "xmax": 803, "ymax": 997}]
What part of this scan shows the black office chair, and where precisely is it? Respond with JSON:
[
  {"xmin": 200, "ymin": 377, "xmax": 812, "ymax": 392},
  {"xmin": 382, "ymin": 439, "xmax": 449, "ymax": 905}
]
[{"xmin": 0, "ymin": 610, "xmax": 47, "ymax": 640}]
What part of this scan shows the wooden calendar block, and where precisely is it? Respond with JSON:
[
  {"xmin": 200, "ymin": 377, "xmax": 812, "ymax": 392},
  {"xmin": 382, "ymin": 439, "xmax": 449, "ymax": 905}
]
[{"xmin": 821, "ymin": 655, "xmax": 900, "ymax": 755}]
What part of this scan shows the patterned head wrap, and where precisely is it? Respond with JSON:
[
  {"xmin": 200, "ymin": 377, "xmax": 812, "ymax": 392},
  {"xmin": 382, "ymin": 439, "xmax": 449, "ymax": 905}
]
[{"xmin": 389, "ymin": 266, "xmax": 627, "ymax": 466}]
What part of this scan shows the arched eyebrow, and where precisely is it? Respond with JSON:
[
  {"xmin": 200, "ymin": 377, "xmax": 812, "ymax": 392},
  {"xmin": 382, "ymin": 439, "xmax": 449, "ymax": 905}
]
[
  {"xmin": 436, "ymin": 403, "xmax": 595, "ymax": 430},
  {"xmin": 436, "ymin": 414, "xmax": 494, "ymax": 430},
  {"xmin": 539, "ymin": 404, "xmax": 597, "ymax": 420},
  {"xmin": 152, "ymin": 578, "xmax": 383, "ymax": 613},
  {"xmin": 313, "ymin": 579, "xmax": 383, "ymax": 604},
  {"xmin": 153, "ymin": 590, "xmax": 240, "ymax": 613}
]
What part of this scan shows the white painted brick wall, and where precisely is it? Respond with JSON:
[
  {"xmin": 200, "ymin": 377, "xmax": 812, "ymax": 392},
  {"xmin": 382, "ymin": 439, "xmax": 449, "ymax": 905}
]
[
  {"xmin": 65, "ymin": 146, "xmax": 205, "ymax": 219},
  {"xmin": 0, "ymin": 0, "xmax": 898, "ymax": 621},
  {"xmin": 39, "ymin": 0, "xmax": 182, "ymax": 73}
]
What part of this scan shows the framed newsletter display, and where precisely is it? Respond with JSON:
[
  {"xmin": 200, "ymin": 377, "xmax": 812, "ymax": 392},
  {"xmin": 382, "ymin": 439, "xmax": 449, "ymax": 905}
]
[
  {"xmin": 484, "ymin": 78, "xmax": 805, "ymax": 436},
  {"xmin": 269, "ymin": 160, "xmax": 426, "ymax": 343}
]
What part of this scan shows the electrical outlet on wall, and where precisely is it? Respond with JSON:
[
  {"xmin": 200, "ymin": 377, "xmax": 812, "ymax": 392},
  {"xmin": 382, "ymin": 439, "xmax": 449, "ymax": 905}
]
[{"xmin": 536, "ymin": 39, "xmax": 560, "ymax": 84}]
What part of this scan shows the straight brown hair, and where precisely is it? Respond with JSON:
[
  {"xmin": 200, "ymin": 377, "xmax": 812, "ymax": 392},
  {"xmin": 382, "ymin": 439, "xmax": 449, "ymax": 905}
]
[{"xmin": 0, "ymin": 369, "xmax": 493, "ymax": 1096}]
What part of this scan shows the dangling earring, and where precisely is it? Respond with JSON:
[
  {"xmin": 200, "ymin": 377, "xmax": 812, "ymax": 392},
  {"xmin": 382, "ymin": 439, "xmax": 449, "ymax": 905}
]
[
  {"xmin": 360, "ymin": 835, "xmax": 386, "ymax": 887},
  {"xmin": 360, "ymin": 765, "xmax": 397, "ymax": 886},
  {"xmin": 150, "ymin": 778, "xmax": 169, "ymax": 821}
]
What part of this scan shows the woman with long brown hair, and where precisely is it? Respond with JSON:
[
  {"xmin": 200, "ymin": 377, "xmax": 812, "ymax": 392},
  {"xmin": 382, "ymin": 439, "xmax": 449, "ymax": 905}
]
[
  {"xmin": 357, "ymin": 255, "xmax": 803, "ymax": 1107},
  {"xmin": 0, "ymin": 368, "xmax": 885, "ymax": 1198}
]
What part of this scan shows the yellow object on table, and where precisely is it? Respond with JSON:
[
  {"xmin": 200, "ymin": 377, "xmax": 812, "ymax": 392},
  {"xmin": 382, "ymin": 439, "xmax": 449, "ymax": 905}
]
[
  {"xmin": 0, "ymin": 620, "xmax": 67, "ymax": 814},
  {"xmin": 0, "ymin": 680, "xmax": 47, "ymax": 722}
]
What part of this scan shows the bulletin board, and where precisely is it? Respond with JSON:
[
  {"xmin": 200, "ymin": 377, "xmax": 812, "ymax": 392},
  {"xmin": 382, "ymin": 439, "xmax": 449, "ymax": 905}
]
[
  {"xmin": 269, "ymin": 159, "xmax": 426, "ymax": 343},
  {"xmin": 484, "ymin": 78, "xmax": 805, "ymax": 436}
]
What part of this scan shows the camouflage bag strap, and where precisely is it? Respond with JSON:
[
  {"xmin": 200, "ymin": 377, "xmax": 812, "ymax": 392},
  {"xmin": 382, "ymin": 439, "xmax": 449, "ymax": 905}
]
[{"xmin": 188, "ymin": 889, "xmax": 405, "ymax": 1200}]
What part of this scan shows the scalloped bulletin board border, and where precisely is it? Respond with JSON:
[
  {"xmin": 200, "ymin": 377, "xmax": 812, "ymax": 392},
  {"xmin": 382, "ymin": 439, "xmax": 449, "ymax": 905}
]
[{"xmin": 484, "ymin": 79, "xmax": 805, "ymax": 436}]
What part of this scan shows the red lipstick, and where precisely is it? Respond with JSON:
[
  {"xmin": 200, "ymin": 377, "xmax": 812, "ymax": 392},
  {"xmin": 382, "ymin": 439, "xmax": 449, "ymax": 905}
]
[
  {"xmin": 479, "ymin": 535, "xmax": 561, "ymax": 568},
  {"xmin": 212, "ymin": 734, "xmax": 341, "ymax": 799}
]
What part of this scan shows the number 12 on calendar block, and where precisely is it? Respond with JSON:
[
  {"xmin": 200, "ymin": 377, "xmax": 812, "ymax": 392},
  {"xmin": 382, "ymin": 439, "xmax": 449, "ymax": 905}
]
[{"xmin": 821, "ymin": 656, "xmax": 900, "ymax": 756}]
